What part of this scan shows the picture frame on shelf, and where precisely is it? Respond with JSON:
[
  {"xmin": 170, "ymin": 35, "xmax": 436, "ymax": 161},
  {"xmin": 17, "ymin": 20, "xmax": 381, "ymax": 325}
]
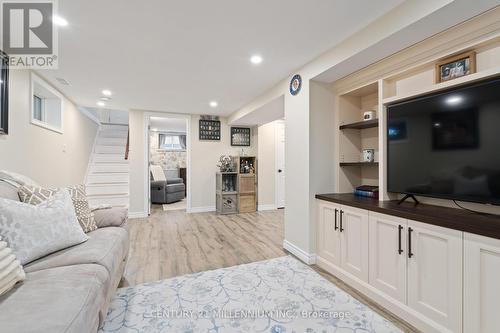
[
  {"xmin": 435, "ymin": 51, "xmax": 476, "ymax": 83},
  {"xmin": 231, "ymin": 127, "xmax": 251, "ymax": 146}
]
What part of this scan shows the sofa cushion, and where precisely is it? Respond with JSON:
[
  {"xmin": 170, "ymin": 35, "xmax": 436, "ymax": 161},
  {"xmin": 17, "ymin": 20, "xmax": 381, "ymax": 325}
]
[
  {"xmin": 0, "ymin": 180, "xmax": 20, "ymax": 201},
  {"xmin": 0, "ymin": 190, "xmax": 89, "ymax": 265},
  {"xmin": 19, "ymin": 184, "xmax": 98, "ymax": 233},
  {"xmin": 93, "ymin": 207, "xmax": 128, "ymax": 228},
  {"xmin": 24, "ymin": 227, "xmax": 129, "ymax": 278},
  {"xmin": 0, "ymin": 264, "xmax": 109, "ymax": 333},
  {"xmin": 166, "ymin": 182, "xmax": 185, "ymax": 193}
]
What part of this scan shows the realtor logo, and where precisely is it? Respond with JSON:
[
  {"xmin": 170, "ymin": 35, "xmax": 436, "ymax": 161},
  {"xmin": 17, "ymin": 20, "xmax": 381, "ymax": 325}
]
[{"xmin": 1, "ymin": 0, "xmax": 58, "ymax": 68}]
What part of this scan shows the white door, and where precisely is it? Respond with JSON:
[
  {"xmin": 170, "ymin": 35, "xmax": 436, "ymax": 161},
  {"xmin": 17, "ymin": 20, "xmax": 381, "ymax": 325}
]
[
  {"xmin": 464, "ymin": 233, "xmax": 500, "ymax": 333},
  {"xmin": 275, "ymin": 120, "xmax": 285, "ymax": 208},
  {"xmin": 317, "ymin": 201, "xmax": 341, "ymax": 266},
  {"xmin": 407, "ymin": 220, "xmax": 462, "ymax": 333},
  {"xmin": 340, "ymin": 205, "xmax": 369, "ymax": 282},
  {"xmin": 368, "ymin": 212, "xmax": 407, "ymax": 303}
]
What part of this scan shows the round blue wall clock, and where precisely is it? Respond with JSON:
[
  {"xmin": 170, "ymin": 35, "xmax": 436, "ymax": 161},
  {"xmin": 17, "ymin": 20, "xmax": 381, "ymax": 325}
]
[{"xmin": 289, "ymin": 74, "xmax": 302, "ymax": 96}]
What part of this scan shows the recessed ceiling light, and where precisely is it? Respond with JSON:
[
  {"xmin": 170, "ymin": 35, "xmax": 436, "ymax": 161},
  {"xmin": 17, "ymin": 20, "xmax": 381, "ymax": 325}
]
[
  {"xmin": 97, "ymin": 101, "xmax": 105, "ymax": 107},
  {"xmin": 446, "ymin": 95, "xmax": 463, "ymax": 105},
  {"xmin": 250, "ymin": 55, "xmax": 263, "ymax": 65},
  {"xmin": 53, "ymin": 15, "xmax": 68, "ymax": 27},
  {"xmin": 102, "ymin": 89, "xmax": 112, "ymax": 96},
  {"xmin": 209, "ymin": 101, "xmax": 218, "ymax": 108}
]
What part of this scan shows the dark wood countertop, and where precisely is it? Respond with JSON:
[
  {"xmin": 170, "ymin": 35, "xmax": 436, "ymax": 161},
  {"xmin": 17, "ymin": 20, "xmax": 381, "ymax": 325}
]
[{"xmin": 315, "ymin": 193, "xmax": 500, "ymax": 240}]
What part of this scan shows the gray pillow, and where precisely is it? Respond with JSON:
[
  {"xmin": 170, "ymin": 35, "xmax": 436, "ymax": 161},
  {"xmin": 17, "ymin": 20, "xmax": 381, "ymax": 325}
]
[
  {"xmin": 0, "ymin": 190, "xmax": 88, "ymax": 265},
  {"xmin": 18, "ymin": 185, "xmax": 97, "ymax": 233}
]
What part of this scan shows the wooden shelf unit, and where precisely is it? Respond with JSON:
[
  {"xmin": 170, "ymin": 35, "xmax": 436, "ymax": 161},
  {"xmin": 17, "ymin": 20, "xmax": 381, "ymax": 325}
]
[
  {"xmin": 216, "ymin": 172, "xmax": 239, "ymax": 214},
  {"xmin": 237, "ymin": 156, "xmax": 257, "ymax": 213},
  {"xmin": 336, "ymin": 82, "xmax": 380, "ymax": 193},
  {"xmin": 339, "ymin": 118, "xmax": 378, "ymax": 130},
  {"xmin": 340, "ymin": 162, "xmax": 379, "ymax": 167}
]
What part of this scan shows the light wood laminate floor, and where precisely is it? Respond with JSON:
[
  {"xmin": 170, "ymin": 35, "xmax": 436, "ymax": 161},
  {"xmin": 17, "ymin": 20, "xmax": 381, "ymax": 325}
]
[{"xmin": 124, "ymin": 206, "xmax": 419, "ymax": 332}]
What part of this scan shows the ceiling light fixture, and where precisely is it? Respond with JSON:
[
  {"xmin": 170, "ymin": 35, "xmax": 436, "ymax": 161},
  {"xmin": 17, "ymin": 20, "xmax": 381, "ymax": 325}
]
[
  {"xmin": 53, "ymin": 15, "xmax": 68, "ymax": 27},
  {"xmin": 97, "ymin": 101, "xmax": 106, "ymax": 107},
  {"xmin": 209, "ymin": 101, "xmax": 218, "ymax": 108},
  {"xmin": 102, "ymin": 89, "xmax": 112, "ymax": 96},
  {"xmin": 250, "ymin": 55, "xmax": 263, "ymax": 65}
]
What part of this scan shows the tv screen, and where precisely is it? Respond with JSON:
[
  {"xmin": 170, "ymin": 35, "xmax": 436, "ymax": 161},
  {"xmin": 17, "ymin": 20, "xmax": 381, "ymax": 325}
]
[{"xmin": 387, "ymin": 77, "xmax": 500, "ymax": 205}]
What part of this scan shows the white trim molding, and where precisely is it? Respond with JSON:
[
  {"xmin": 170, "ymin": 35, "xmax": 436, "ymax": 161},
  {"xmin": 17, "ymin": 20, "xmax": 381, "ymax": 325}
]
[
  {"xmin": 128, "ymin": 211, "xmax": 148, "ymax": 219},
  {"xmin": 283, "ymin": 240, "xmax": 316, "ymax": 265},
  {"xmin": 188, "ymin": 206, "xmax": 216, "ymax": 214},
  {"xmin": 258, "ymin": 204, "xmax": 277, "ymax": 211}
]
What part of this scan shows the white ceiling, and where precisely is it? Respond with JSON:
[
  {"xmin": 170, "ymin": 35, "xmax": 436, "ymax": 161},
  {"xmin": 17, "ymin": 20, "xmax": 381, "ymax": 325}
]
[
  {"xmin": 149, "ymin": 117, "xmax": 187, "ymax": 132},
  {"xmin": 38, "ymin": 0, "xmax": 405, "ymax": 116}
]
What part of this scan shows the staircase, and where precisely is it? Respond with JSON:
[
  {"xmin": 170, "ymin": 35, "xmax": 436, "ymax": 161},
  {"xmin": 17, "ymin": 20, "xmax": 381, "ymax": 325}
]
[{"xmin": 85, "ymin": 124, "xmax": 129, "ymax": 208}]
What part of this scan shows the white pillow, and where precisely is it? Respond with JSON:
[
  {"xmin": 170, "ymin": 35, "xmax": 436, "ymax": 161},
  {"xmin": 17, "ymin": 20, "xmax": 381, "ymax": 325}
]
[
  {"xmin": 0, "ymin": 190, "xmax": 88, "ymax": 265},
  {"xmin": 0, "ymin": 237, "xmax": 25, "ymax": 296}
]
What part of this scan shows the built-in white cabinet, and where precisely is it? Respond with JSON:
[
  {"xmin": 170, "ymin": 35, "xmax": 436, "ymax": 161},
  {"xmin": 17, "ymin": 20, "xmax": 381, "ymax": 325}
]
[
  {"xmin": 316, "ymin": 199, "xmax": 473, "ymax": 333},
  {"xmin": 340, "ymin": 206, "xmax": 369, "ymax": 282},
  {"xmin": 464, "ymin": 233, "xmax": 500, "ymax": 333},
  {"xmin": 368, "ymin": 212, "xmax": 407, "ymax": 303},
  {"xmin": 317, "ymin": 202, "xmax": 369, "ymax": 282},
  {"xmin": 317, "ymin": 202, "xmax": 341, "ymax": 266},
  {"xmin": 407, "ymin": 220, "xmax": 463, "ymax": 333}
]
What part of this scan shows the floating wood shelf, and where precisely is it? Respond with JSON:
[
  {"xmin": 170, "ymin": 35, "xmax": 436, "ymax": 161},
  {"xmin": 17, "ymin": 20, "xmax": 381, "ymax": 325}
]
[
  {"xmin": 340, "ymin": 162, "xmax": 379, "ymax": 167},
  {"xmin": 339, "ymin": 119, "xmax": 378, "ymax": 130}
]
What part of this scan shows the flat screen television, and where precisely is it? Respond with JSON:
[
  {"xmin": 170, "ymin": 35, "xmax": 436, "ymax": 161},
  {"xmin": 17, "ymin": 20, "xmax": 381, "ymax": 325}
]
[
  {"xmin": 0, "ymin": 51, "xmax": 8, "ymax": 135},
  {"xmin": 387, "ymin": 76, "xmax": 500, "ymax": 205}
]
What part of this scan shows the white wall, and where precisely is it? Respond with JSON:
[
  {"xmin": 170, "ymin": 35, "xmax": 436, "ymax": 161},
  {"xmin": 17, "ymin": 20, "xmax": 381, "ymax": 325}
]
[
  {"xmin": 257, "ymin": 121, "xmax": 277, "ymax": 208},
  {"xmin": 128, "ymin": 110, "xmax": 258, "ymax": 215},
  {"xmin": 190, "ymin": 115, "xmax": 257, "ymax": 210},
  {"xmin": 309, "ymin": 81, "xmax": 336, "ymax": 251},
  {"xmin": 0, "ymin": 70, "xmax": 98, "ymax": 187}
]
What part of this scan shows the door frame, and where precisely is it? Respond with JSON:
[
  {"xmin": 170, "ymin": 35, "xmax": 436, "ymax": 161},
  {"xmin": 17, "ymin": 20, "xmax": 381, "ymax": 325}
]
[
  {"xmin": 143, "ymin": 112, "xmax": 192, "ymax": 215},
  {"xmin": 274, "ymin": 119, "xmax": 285, "ymax": 209}
]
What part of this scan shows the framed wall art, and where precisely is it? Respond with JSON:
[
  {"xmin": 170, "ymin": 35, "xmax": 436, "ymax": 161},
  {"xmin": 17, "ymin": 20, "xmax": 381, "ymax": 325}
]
[
  {"xmin": 231, "ymin": 127, "xmax": 251, "ymax": 146},
  {"xmin": 199, "ymin": 119, "xmax": 221, "ymax": 141}
]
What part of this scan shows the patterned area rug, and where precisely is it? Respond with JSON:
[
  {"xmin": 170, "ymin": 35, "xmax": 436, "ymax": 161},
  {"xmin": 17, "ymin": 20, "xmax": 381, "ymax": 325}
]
[{"xmin": 100, "ymin": 256, "xmax": 402, "ymax": 333}]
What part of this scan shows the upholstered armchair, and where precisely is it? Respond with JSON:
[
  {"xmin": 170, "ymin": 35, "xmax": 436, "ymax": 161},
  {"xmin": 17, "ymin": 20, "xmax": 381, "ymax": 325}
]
[{"xmin": 150, "ymin": 165, "xmax": 185, "ymax": 204}]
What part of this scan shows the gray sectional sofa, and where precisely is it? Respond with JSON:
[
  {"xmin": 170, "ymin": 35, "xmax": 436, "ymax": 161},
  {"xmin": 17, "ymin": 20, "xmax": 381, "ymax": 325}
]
[{"xmin": 0, "ymin": 181, "xmax": 129, "ymax": 333}]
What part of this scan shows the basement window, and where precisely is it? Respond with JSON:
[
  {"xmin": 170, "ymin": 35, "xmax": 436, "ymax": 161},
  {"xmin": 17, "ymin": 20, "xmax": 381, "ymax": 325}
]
[
  {"xmin": 159, "ymin": 133, "xmax": 186, "ymax": 151},
  {"xmin": 31, "ymin": 74, "xmax": 63, "ymax": 133}
]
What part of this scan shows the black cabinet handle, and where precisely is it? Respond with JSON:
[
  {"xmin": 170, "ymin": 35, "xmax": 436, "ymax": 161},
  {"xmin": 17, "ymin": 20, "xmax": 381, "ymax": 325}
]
[
  {"xmin": 408, "ymin": 227, "xmax": 414, "ymax": 258},
  {"xmin": 334, "ymin": 209, "xmax": 338, "ymax": 231},
  {"xmin": 398, "ymin": 225, "xmax": 403, "ymax": 255},
  {"xmin": 339, "ymin": 210, "xmax": 344, "ymax": 232}
]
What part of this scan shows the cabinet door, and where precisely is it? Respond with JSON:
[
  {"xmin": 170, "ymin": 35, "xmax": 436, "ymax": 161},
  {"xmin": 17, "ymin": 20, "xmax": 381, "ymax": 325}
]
[
  {"xmin": 407, "ymin": 220, "xmax": 462, "ymax": 333},
  {"xmin": 317, "ymin": 201, "xmax": 341, "ymax": 266},
  {"xmin": 340, "ymin": 205, "xmax": 369, "ymax": 282},
  {"xmin": 368, "ymin": 212, "xmax": 407, "ymax": 303},
  {"xmin": 464, "ymin": 233, "xmax": 500, "ymax": 333}
]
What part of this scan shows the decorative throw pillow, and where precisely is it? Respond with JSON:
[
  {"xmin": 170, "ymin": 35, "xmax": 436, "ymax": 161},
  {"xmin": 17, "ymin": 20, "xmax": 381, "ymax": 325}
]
[
  {"xmin": 0, "ymin": 236, "xmax": 25, "ymax": 296},
  {"xmin": 0, "ymin": 190, "xmax": 89, "ymax": 265},
  {"xmin": 18, "ymin": 184, "xmax": 98, "ymax": 233}
]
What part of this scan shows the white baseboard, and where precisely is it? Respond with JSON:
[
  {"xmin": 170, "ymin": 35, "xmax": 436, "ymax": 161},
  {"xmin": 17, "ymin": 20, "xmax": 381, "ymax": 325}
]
[
  {"xmin": 128, "ymin": 211, "xmax": 148, "ymax": 219},
  {"xmin": 188, "ymin": 206, "xmax": 216, "ymax": 213},
  {"xmin": 283, "ymin": 240, "xmax": 316, "ymax": 265},
  {"xmin": 258, "ymin": 204, "xmax": 277, "ymax": 211}
]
